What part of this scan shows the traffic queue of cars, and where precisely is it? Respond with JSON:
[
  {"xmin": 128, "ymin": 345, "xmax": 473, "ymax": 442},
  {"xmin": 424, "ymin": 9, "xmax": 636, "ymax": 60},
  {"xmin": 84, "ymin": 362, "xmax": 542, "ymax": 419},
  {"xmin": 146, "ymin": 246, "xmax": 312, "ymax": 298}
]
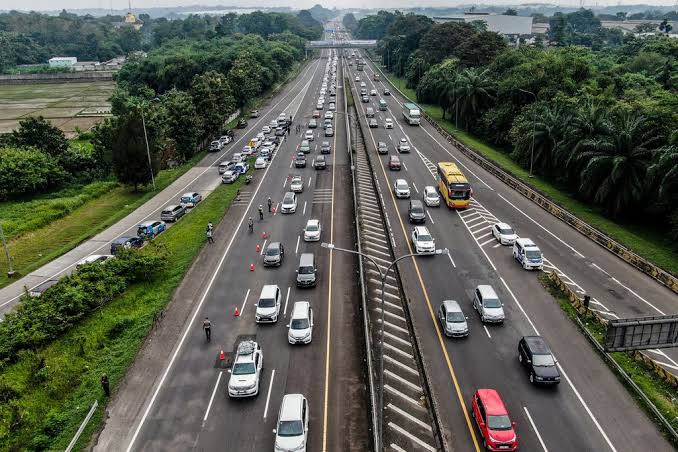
[
  {"xmin": 226, "ymin": 49, "xmax": 341, "ymax": 452},
  {"xmin": 351, "ymin": 55, "xmax": 558, "ymax": 452}
]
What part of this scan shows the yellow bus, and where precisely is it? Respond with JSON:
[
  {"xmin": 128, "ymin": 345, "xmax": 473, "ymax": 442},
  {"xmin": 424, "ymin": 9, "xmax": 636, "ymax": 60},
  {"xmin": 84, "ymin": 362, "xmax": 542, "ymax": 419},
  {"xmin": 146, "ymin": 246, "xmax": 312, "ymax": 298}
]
[{"xmin": 437, "ymin": 162, "xmax": 472, "ymax": 208}]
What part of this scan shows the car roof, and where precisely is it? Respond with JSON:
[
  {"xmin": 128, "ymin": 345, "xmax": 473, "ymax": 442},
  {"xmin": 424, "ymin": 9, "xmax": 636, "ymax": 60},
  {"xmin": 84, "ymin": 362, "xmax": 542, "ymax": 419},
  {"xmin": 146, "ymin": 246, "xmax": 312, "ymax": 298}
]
[
  {"xmin": 280, "ymin": 394, "xmax": 304, "ymax": 421},
  {"xmin": 261, "ymin": 284, "xmax": 278, "ymax": 297},
  {"xmin": 182, "ymin": 192, "xmax": 197, "ymax": 197},
  {"xmin": 219, "ymin": 161, "xmax": 231, "ymax": 165},
  {"xmin": 283, "ymin": 192, "xmax": 295, "ymax": 199},
  {"xmin": 476, "ymin": 389, "xmax": 508, "ymax": 416},
  {"xmin": 317, "ymin": 155, "xmax": 325, "ymax": 160},
  {"xmin": 113, "ymin": 236, "xmax": 134, "ymax": 243},
  {"xmin": 477, "ymin": 285, "xmax": 498, "ymax": 299},
  {"xmin": 495, "ymin": 222, "xmax": 512, "ymax": 229},
  {"xmin": 442, "ymin": 299, "xmax": 462, "ymax": 312},
  {"xmin": 164, "ymin": 204, "xmax": 180, "ymax": 210},
  {"xmin": 268, "ymin": 242, "xmax": 281, "ymax": 249},
  {"xmin": 307, "ymin": 219, "xmax": 319, "ymax": 226},
  {"xmin": 516, "ymin": 238, "xmax": 537, "ymax": 247},
  {"xmin": 390, "ymin": 155, "xmax": 400, "ymax": 160},
  {"xmin": 292, "ymin": 175, "xmax": 302, "ymax": 181},
  {"xmin": 414, "ymin": 225, "xmax": 430, "ymax": 235},
  {"xmin": 291, "ymin": 301, "xmax": 310, "ymax": 319},
  {"xmin": 395, "ymin": 178, "xmax": 408, "ymax": 185},
  {"xmin": 424, "ymin": 186, "xmax": 436, "ymax": 192},
  {"xmin": 523, "ymin": 335, "xmax": 552, "ymax": 354},
  {"xmin": 410, "ymin": 199, "xmax": 423, "ymax": 207}
]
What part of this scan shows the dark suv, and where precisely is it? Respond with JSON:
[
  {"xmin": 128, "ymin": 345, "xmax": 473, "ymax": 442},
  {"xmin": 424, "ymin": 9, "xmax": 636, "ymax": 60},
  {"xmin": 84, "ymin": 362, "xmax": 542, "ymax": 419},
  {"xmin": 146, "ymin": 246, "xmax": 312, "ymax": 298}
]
[
  {"xmin": 518, "ymin": 336, "xmax": 560, "ymax": 385},
  {"xmin": 408, "ymin": 200, "xmax": 426, "ymax": 223}
]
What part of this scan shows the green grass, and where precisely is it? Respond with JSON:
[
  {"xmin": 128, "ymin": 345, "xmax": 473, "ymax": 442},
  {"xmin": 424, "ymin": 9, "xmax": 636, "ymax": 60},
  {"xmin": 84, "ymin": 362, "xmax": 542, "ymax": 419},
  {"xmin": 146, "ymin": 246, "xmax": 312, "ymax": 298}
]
[
  {"xmin": 540, "ymin": 274, "xmax": 678, "ymax": 444},
  {"xmin": 0, "ymin": 175, "xmax": 245, "ymax": 451},
  {"xmin": 379, "ymin": 67, "xmax": 678, "ymax": 276},
  {"xmin": 0, "ymin": 151, "xmax": 206, "ymax": 289}
]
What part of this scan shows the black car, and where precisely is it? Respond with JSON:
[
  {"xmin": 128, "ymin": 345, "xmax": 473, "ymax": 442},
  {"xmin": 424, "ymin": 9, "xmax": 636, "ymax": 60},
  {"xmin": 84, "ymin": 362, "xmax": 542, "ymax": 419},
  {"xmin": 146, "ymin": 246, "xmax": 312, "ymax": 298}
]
[
  {"xmin": 518, "ymin": 336, "xmax": 560, "ymax": 385},
  {"xmin": 315, "ymin": 155, "xmax": 326, "ymax": 170},
  {"xmin": 263, "ymin": 242, "xmax": 285, "ymax": 267},
  {"xmin": 295, "ymin": 152, "xmax": 307, "ymax": 168},
  {"xmin": 110, "ymin": 236, "xmax": 144, "ymax": 255},
  {"xmin": 408, "ymin": 200, "xmax": 426, "ymax": 223},
  {"xmin": 383, "ymin": 88, "xmax": 391, "ymax": 96},
  {"xmin": 237, "ymin": 119, "xmax": 248, "ymax": 129}
]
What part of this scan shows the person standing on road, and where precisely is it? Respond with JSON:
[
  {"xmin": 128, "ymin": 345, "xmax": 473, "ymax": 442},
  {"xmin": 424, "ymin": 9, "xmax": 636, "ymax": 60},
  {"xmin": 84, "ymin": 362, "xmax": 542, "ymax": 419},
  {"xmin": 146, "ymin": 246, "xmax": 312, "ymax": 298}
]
[
  {"xmin": 101, "ymin": 374, "xmax": 110, "ymax": 397},
  {"xmin": 207, "ymin": 221, "xmax": 213, "ymax": 232},
  {"xmin": 203, "ymin": 317, "xmax": 211, "ymax": 342},
  {"xmin": 258, "ymin": 205, "xmax": 264, "ymax": 220},
  {"xmin": 206, "ymin": 228, "xmax": 214, "ymax": 244},
  {"xmin": 267, "ymin": 197, "xmax": 272, "ymax": 212}
]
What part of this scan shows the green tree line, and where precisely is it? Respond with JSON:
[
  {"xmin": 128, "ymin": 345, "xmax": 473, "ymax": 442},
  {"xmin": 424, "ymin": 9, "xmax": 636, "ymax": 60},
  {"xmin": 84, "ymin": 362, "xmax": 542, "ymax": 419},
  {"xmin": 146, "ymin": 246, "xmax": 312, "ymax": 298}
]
[{"xmin": 354, "ymin": 10, "xmax": 678, "ymax": 243}]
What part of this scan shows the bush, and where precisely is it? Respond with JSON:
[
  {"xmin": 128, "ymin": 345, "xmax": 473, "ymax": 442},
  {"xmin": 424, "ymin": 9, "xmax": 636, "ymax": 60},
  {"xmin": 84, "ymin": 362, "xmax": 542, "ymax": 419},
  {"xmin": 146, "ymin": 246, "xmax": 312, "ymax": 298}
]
[
  {"xmin": 0, "ymin": 147, "xmax": 66, "ymax": 198},
  {"xmin": 0, "ymin": 249, "xmax": 165, "ymax": 363}
]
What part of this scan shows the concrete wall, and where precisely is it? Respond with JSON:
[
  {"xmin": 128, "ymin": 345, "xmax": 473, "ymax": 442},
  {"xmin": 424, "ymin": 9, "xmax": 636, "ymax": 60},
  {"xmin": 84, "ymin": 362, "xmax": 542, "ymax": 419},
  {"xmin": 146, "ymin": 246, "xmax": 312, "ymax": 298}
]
[{"xmin": 0, "ymin": 72, "xmax": 115, "ymax": 85}]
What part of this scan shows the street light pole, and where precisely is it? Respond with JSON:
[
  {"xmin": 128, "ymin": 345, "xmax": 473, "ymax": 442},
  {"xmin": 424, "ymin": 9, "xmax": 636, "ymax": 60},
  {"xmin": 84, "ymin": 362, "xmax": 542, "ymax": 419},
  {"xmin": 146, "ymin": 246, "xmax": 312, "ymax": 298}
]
[
  {"xmin": 139, "ymin": 107, "xmax": 156, "ymax": 191},
  {"xmin": 519, "ymin": 88, "xmax": 537, "ymax": 178},
  {"xmin": 321, "ymin": 242, "xmax": 448, "ymax": 451}
]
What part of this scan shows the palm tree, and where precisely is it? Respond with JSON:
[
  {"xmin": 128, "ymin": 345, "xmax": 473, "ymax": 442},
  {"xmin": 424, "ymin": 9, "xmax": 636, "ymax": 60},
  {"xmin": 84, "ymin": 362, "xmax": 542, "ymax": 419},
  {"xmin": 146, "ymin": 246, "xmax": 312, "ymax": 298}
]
[
  {"xmin": 512, "ymin": 103, "xmax": 570, "ymax": 175},
  {"xmin": 440, "ymin": 70, "xmax": 461, "ymax": 125},
  {"xmin": 575, "ymin": 113, "xmax": 660, "ymax": 217},
  {"xmin": 457, "ymin": 68, "xmax": 495, "ymax": 131},
  {"xmin": 648, "ymin": 143, "xmax": 678, "ymax": 209}
]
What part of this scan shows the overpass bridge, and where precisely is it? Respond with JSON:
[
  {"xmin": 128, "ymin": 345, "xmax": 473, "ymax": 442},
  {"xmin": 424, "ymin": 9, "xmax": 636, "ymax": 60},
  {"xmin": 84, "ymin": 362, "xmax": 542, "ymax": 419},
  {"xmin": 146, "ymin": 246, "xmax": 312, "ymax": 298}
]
[{"xmin": 305, "ymin": 40, "xmax": 377, "ymax": 49}]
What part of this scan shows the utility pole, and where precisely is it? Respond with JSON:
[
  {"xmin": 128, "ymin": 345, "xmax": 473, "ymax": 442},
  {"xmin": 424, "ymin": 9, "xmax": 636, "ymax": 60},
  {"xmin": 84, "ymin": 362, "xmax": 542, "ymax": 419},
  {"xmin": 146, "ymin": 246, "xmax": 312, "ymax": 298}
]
[{"xmin": 0, "ymin": 223, "xmax": 15, "ymax": 278}]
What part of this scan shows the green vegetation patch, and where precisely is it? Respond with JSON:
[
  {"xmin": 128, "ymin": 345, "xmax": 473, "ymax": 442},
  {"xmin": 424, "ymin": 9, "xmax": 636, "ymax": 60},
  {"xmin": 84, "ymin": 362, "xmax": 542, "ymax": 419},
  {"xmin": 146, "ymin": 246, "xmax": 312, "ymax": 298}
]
[{"xmin": 0, "ymin": 175, "xmax": 245, "ymax": 451}]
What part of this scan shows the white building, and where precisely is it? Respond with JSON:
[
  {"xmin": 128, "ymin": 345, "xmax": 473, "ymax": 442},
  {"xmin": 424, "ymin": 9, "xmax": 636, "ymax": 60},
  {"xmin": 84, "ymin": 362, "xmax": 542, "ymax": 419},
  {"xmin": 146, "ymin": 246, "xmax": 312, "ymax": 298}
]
[
  {"xmin": 48, "ymin": 57, "xmax": 77, "ymax": 68},
  {"xmin": 433, "ymin": 13, "xmax": 534, "ymax": 37}
]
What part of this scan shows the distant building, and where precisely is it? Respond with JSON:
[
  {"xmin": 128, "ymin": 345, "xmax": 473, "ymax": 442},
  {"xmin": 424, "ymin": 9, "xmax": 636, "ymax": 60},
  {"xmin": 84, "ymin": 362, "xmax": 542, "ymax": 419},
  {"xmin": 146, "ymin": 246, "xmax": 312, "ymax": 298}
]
[
  {"xmin": 113, "ymin": 11, "xmax": 144, "ymax": 31},
  {"xmin": 600, "ymin": 20, "xmax": 677, "ymax": 35},
  {"xmin": 433, "ymin": 13, "xmax": 534, "ymax": 37},
  {"xmin": 48, "ymin": 57, "xmax": 77, "ymax": 68}
]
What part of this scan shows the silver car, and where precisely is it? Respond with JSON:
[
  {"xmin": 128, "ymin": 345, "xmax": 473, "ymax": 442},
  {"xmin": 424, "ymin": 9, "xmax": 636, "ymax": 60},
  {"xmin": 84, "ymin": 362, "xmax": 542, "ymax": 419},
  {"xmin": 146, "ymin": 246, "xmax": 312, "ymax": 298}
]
[
  {"xmin": 438, "ymin": 300, "xmax": 469, "ymax": 337},
  {"xmin": 473, "ymin": 285, "xmax": 505, "ymax": 323}
]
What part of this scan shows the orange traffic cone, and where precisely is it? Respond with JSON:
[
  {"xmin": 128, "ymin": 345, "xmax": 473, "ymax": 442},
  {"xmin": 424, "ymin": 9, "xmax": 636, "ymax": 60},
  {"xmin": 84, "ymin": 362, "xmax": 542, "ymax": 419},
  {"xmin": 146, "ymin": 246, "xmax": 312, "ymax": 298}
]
[
  {"xmin": 250, "ymin": 263, "xmax": 255, "ymax": 272},
  {"xmin": 256, "ymin": 244, "xmax": 261, "ymax": 253},
  {"xmin": 234, "ymin": 307, "xmax": 240, "ymax": 317},
  {"xmin": 261, "ymin": 231, "xmax": 268, "ymax": 239},
  {"xmin": 219, "ymin": 350, "xmax": 225, "ymax": 361}
]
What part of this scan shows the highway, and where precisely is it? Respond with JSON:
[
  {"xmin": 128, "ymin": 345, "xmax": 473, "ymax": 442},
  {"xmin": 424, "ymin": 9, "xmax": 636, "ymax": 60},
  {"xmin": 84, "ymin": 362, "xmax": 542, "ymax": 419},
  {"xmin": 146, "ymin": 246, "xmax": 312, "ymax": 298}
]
[
  {"xmin": 344, "ymin": 44, "xmax": 674, "ymax": 452},
  {"xmin": 0, "ymin": 61, "xmax": 323, "ymax": 316},
  {"xmin": 94, "ymin": 48, "xmax": 370, "ymax": 451}
]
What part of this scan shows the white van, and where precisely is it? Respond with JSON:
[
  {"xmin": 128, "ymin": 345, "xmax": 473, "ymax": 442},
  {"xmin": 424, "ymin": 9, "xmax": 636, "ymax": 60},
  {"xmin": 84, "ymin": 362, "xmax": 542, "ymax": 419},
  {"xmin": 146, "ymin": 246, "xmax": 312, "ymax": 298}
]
[
  {"xmin": 513, "ymin": 238, "xmax": 543, "ymax": 270},
  {"xmin": 255, "ymin": 285, "xmax": 281, "ymax": 323},
  {"xmin": 287, "ymin": 301, "xmax": 313, "ymax": 344}
]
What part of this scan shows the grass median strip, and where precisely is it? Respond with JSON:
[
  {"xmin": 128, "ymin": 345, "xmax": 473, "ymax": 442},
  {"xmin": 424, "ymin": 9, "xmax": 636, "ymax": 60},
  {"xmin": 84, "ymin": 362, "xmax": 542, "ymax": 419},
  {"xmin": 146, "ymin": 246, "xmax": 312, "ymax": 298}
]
[
  {"xmin": 540, "ymin": 274, "xmax": 678, "ymax": 445},
  {"xmin": 0, "ymin": 175, "xmax": 244, "ymax": 451},
  {"xmin": 0, "ymin": 152, "xmax": 205, "ymax": 289},
  {"xmin": 378, "ymin": 67, "xmax": 678, "ymax": 276}
]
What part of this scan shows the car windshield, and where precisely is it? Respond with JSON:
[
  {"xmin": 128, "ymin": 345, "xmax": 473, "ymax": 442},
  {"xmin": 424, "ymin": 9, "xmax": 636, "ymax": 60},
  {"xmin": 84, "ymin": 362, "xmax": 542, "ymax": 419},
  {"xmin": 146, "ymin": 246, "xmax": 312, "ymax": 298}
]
[
  {"xmin": 306, "ymin": 224, "xmax": 318, "ymax": 231},
  {"xmin": 277, "ymin": 420, "xmax": 303, "ymax": 437},
  {"xmin": 266, "ymin": 248, "xmax": 280, "ymax": 256},
  {"xmin": 525, "ymin": 249, "xmax": 541, "ymax": 259},
  {"xmin": 232, "ymin": 362, "xmax": 255, "ymax": 375},
  {"xmin": 181, "ymin": 197, "xmax": 191, "ymax": 203},
  {"xmin": 488, "ymin": 415, "xmax": 512, "ymax": 431},
  {"xmin": 484, "ymin": 298, "xmax": 502, "ymax": 308},
  {"xmin": 418, "ymin": 234, "xmax": 432, "ymax": 242},
  {"xmin": 284, "ymin": 195, "xmax": 294, "ymax": 204},
  {"xmin": 533, "ymin": 353, "xmax": 556, "ymax": 367},
  {"xmin": 499, "ymin": 227, "xmax": 514, "ymax": 235},
  {"xmin": 299, "ymin": 265, "xmax": 314, "ymax": 275},
  {"xmin": 137, "ymin": 227, "xmax": 146, "ymax": 235},
  {"xmin": 291, "ymin": 318, "xmax": 310, "ymax": 329},
  {"xmin": 397, "ymin": 183, "xmax": 408, "ymax": 189},
  {"xmin": 259, "ymin": 297, "xmax": 276, "ymax": 308},
  {"xmin": 411, "ymin": 206, "xmax": 424, "ymax": 214},
  {"xmin": 446, "ymin": 311, "xmax": 465, "ymax": 322},
  {"xmin": 292, "ymin": 179, "xmax": 302, "ymax": 185}
]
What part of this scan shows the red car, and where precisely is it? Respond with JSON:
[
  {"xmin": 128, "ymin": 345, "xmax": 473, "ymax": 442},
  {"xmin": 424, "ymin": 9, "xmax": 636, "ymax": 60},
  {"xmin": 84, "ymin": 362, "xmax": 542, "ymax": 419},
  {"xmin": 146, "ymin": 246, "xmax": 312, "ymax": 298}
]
[{"xmin": 471, "ymin": 389, "xmax": 518, "ymax": 451}]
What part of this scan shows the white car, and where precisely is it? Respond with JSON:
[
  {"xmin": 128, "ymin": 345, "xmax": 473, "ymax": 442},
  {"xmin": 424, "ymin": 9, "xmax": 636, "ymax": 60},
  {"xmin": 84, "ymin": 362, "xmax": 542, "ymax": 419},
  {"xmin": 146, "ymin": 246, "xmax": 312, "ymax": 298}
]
[
  {"xmin": 281, "ymin": 192, "xmax": 297, "ymax": 214},
  {"xmin": 227, "ymin": 341, "xmax": 263, "ymax": 398},
  {"xmin": 76, "ymin": 254, "xmax": 114, "ymax": 269},
  {"xmin": 232, "ymin": 152, "xmax": 244, "ymax": 162},
  {"xmin": 180, "ymin": 192, "xmax": 202, "ymax": 207},
  {"xmin": 274, "ymin": 394, "xmax": 309, "ymax": 452},
  {"xmin": 397, "ymin": 138, "xmax": 411, "ymax": 153},
  {"xmin": 355, "ymin": 75, "xmax": 360, "ymax": 81},
  {"xmin": 393, "ymin": 179, "xmax": 411, "ymax": 199},
  {"xmin": 262, "ymin": 125, "xmax": 271, "ymax": 134},
  {"xmin": 324, "ymin": 111, "xmax": 334, "ymax": 120},
  {"xmin": 290, "ymin": 175, "xmax": 304, "ymax": 193},
  {"xmin": 263, "ymin": 140, "xmax": 276, "ymax": 151},
  {"xmin": 492, "ymin": 222, "xmax": 518, "ymax": 245},
  {"xmin": 255, "ymin": 157, "xmax": 267, "ymax": 169},
  {"xmin": 328, "ymin": 103, "xmax": 336, "ymax": 111},
  {"xmin": 222, "ymin": 170, "xmax": 238, "ymax": 183},
  {"xmin": 412, "ymin": 226, "xmax": 435, "ymax": 254},
  {"xmin": 304, "ymin": 130, "xmax": 314, "ymax": 141},
  {"xmin": 384, "ymin": 118, "xmax": 393, "ymax": 129},
  {"xmin": 219, "ymin": 135, "xmax": 232, "ymax": 145},
  {"xmin": 287, "ymin": 301, "xmax": 313, "ymax": 344},
  {"xmin": 303, "ymin": 219, "xmax": 321, "ymax": 242},
  {"xmin": 423, "ymin": 186, "xmax": 440, "ymax": 207},
  {"xmin": 255, "ymin": 285, "xmax": 281, "ymax": 323}
]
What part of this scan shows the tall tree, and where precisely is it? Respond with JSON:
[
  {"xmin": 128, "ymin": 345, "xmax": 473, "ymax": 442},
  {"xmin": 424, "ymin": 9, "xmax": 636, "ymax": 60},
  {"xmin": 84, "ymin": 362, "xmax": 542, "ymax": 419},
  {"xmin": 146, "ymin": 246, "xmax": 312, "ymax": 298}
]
[
  {"xmin": 191, "ymin": 70, "xmax": 236, "ymax": 136},
  {"xmin": 110, "ymin": 115, "xmax": 160, "ymax": 191},
  {"xmin": 11, "ymin": 116, "xmax": 68, "ymax": 157},
  {"xmin": 161, "ymin": 89, "xmax": 202, "ymax": 161},
  {"xmin": 457, "ymin": 68, "xmax": 495, "ymax": 130}
]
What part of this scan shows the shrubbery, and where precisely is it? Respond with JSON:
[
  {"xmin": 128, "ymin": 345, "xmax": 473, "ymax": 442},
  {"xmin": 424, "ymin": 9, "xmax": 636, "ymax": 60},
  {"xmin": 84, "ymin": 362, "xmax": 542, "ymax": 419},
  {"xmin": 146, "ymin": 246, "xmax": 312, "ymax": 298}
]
[{"xmin": 0, "ymin": 248, "xmax": 165, "ymax": 363}]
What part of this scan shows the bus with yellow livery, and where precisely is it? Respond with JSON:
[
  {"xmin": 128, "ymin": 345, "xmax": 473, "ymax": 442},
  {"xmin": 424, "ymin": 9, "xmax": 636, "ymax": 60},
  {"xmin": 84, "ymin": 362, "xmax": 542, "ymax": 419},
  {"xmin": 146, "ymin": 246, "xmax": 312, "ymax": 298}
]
[{"xmin": 437, "ymin": 162, "xmax": 472, "ymax": 208}]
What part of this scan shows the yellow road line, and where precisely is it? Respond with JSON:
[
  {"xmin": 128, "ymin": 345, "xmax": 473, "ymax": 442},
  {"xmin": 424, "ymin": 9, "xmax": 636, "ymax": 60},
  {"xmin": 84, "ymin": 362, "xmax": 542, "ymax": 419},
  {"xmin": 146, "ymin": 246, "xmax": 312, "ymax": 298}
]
[{"xmin": 352, "ymin": 77, "xmax": 481, "ymax": 452}]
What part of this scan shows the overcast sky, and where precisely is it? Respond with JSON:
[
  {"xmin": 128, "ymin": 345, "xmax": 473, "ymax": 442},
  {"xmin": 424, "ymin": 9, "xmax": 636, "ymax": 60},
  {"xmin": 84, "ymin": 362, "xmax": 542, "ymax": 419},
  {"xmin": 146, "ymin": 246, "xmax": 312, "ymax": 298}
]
[{"xmin": 4, "ymin": 0, "xmax": 677, "ymax": 12}]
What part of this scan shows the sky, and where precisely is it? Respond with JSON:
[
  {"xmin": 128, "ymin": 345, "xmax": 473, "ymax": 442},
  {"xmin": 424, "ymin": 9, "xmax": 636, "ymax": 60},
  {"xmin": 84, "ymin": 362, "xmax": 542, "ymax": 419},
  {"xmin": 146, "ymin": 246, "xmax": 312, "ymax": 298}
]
[{"xmin": 2, "ymin": 0, "xmax": 677, "ymax": 12}]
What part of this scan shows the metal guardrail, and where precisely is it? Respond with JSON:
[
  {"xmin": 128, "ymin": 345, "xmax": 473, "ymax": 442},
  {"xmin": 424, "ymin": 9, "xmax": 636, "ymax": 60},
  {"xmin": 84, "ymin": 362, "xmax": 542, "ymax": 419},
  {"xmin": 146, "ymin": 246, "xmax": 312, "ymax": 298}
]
[
  {"xmin": 66, "ymin": 399, "xmax": 98, "ymax": 452},
  {"xmin": 366, "ymin": 56, "xmax": 678, "ymax": 295}
]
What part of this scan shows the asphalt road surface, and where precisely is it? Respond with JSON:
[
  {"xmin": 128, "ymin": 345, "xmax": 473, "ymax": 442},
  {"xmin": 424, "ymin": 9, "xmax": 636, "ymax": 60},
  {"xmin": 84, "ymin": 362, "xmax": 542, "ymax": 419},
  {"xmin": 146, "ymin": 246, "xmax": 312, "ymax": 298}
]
[
  {"xmin": 344, "ymin": 47, "xmax": 674, "ymax": 452},
  {"xmin": 105, "ymin": 50, "xmax": 370, "ymax": 452}
]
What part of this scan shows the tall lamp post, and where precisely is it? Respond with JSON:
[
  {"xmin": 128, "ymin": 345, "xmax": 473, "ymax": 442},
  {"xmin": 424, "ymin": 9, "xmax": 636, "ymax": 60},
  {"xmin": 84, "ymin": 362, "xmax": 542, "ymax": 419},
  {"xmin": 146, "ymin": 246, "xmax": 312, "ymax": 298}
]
[
  {"xmin": 321, "ymin": 242, "xmax": 448, "ymax": 451},
  {"xmin": 519, "ymin": 88, "xmax": 537, "ymax": 178},
  {"xmin": 139, "ymin": 97, "xmax": 161, "ymax": 190}
]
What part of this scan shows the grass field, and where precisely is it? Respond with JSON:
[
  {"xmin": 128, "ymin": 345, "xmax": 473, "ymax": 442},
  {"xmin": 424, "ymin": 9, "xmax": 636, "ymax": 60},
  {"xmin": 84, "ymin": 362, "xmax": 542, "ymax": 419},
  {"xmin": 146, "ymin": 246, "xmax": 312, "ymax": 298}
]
[
  {"xmin": 0, "ymin": 81, "xmax": 114, "ymax": 136},
  {"xmin": 378, "ymin": 67, "xmax": 678, "ymax": 276},
  {"xmin": 0, "ymin": 174, "xmax": 245, "ymax": 451},
  {"xmin": 0, "ymin": 152, "xmax": 205, "ymax": 289}
]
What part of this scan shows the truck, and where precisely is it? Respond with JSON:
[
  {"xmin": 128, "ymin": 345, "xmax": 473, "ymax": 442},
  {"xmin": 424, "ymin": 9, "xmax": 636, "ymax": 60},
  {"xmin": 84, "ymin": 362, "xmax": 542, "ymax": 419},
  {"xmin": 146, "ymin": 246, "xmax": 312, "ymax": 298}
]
[
  {"xmin": 356, "ymin": 59, "xmax": 364, "ymax": 71},
  {"xmin": 402, "ymin": 103, "xmax": 421, "ymax": 126}
]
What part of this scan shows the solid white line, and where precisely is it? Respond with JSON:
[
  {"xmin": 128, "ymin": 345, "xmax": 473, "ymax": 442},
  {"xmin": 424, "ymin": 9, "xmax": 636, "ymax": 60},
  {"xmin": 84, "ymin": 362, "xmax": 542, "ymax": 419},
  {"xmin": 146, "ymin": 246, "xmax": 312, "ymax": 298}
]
[
  {"xmin": 470, "ymin": 224, "xmax": 492, "ymax": 233},
  {"xmin": 402, "ymin": 162, "xmax": 408, "ymax": 171},
  {"xmin": 493, "ymin": 243, "xmax": 502, "ymax": 248},
  {"xmin": 447, "ymin": 252, "xmax": 456, "ymax": 268},
  {"xmin": 283, "ymin": 176, "xmax": 288, "ymax": 188},
  {"xmin": 388, "ymin": 422, "xmax": 436, "ymax": 452},
  {"xmin": 391, "ymin": 443, "xmax": 408, "ymax": 452},
  {"xmin": 295, "ymin": 235, "xmax": 300, "ymax": 254},
  {"xmin": 476, "ymin": 231, "xmax": 492, "ymax": 240},
  {"xmin": 240, "ymin": 289, "xmax": 251, "ymax": 314},
  {"xmin": 523, "ymin": 407, "xmax": 549, "ymax": 452},
  {"xmin": 385, "ymin": 384, "xmax": 423, "ymax": 408},
  {"xmin": 263, "ymin": 369, "xmax": 276, "ymax": 419},
  {"xmin": 483, "ymin": 325, "xmax": 492, "ymax": 339},
  {"xmin": 284, "ymin": 287, "xmax": 291, "ymax": 316},
  {"xmin": 260, "ymin": 239, "xmax": 267, "ymax": 255},
  {"xmin": 308, "ymin": 176, "xmax": 312, "ymax": 188},
  {"xmin": 124, "ymin": 60, "xmax": 322, "ymax": 452},
  {"xmin": 609, "ymin": 276, "xmax": 665, "ymax": 315},
  {"xmin": 412, "ymin": 182, "xmax": 419, "ymax": 194},
  {"xmin": 303, "ymin": 201, "xmax": 307, "ymax": 215},
  {"xmin": 384, "ymin": 369, "xmax": 421, "ymax": 391},
  {"xmin": 387, "ymin": 403, "xmax": 433, "ymax": 431},
  {"xmin": 426, "ymin": 211, "xmax": 435, "ymax": 225},
  {"xmin": 203, "ymin": 371, "xmax": 223, "ymax": 423},
  {"xmin": 497, "ymin": 193, "xmax": 585, "ymax": 258},
  {"xmin": 479, "ymin": 238, "xmax": 495, "ymax": 247},
  {"xmin": 384, "ymin": 355, "xmax": 419, "ymax": 376}
]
